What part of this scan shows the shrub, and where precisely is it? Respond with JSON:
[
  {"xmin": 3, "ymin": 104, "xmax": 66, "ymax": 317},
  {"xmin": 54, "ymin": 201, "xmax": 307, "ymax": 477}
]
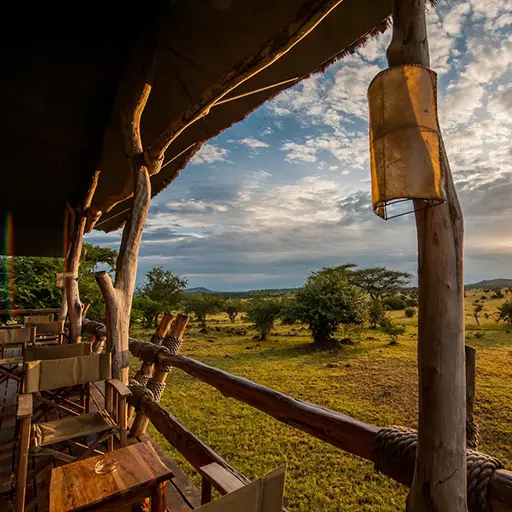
[
  {"xmin": 294, "ymin": 266, "xmax": 367, "ymax": 346},
  {"xmin": 405, "ymin": 298, "xmax": 418, "ymax": 307},
  {"xmin": 246, "ymin": 298, "xmax": 286, "ymax": 340},
  {"xmin": 383, "ymin": 295, "xmax": 407, "ymax": 311},
  {"xmin": 368, "ymin": 300, "xmax": 385, "ymax": 328},
  {"xmin": 493, "ymin": 288, "xmax": 504, "ymax": 299},
  {"xmin": 405, "ymin": 307, "xmax": 416, "ymax": 318},
  {"xmin": 481, "ymin": 296, "xmax": 487, "ymax": 300},
  {"xmin": 497, "ymin": 300, "xmax": 512, "ymax": 324},
  {"xmin": 380, "ymin": 317, "xmax": 406, "ymax": 345}
]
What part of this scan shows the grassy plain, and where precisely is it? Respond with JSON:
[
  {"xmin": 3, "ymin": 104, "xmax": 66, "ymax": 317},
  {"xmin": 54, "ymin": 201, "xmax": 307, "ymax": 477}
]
[{"xmin": 130, "ymin": 290, "xmax": 512, "ymax": 511}]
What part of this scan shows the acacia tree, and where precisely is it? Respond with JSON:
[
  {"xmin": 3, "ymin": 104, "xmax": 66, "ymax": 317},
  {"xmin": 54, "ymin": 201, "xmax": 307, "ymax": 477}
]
[
  {"xmin": 349, "ymin": 266, "xmax": 411, "ymax": 301},
  {"xmin": 497, "ymin": 300, "xmax": 512, "ymax": 323},
  {"xmin": 182, "ymin": 294, "xmax": 221, "ymax": 330},
  {"xmin": 137, "ymin": 266, "xmax": 187, "ymax": 326},
  {"xmin": 294, "ymin": 266, "xmax": 366, "ymax": 346},
  {"xmin": 246, "ymin": 298, "xmax": 285, "ymax": 340},
  {"xmin": 223, "ymin": 299, "xmax": 245, "ymax": 323},
  {"xmin": 473, "ymin": 302, "xmax": 483, "ymax": 325}
]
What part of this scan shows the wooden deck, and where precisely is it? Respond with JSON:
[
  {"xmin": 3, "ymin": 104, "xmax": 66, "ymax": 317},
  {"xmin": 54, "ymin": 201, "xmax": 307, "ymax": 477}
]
[{"xmin": 0, "ymin": 349, "xmax": 200, "ymax": 511}]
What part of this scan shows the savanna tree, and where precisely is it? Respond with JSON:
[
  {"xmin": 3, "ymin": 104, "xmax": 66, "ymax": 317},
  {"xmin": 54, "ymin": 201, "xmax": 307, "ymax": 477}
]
[
  {"xmin": 182, "ymin": 294, "xmax": 222, "ymax": 330},
  {"xmin": 473, "ymin": 302, "xmax": 484, "ymax": 325},
  {"xmin": 349, "ymin": 266, "xmax": 411, "ymax": 302},
  {"xmin": 294, "ymin": 266, "xmax": 366, "ymax": 346},
  {"xmin": 245, "ymin": 298, "xmax": 285, "ymax": 340},
  {"xmin": 497, "ymin": 300, "xmax": 512, "ymax": 324},
  {"xmin": 223, "ymin": 299, "xmax": 245, "ymax": 323}
]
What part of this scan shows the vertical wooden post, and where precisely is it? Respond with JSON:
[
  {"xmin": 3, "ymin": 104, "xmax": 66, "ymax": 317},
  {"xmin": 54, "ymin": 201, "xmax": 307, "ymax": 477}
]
[
  {"xmin": 66, "ymin": 172, "xmax": 100, "ymax": 343},
  {"xmin": 465, "ymin": 345, "xmax": 479, "ymax": 449},
  {"xmin": 130, "ymin": 314, "xmax": 189, "ymax": 438},
  {"xmin": 95, "ymin": 28, "xmax": 157, "ymax": 384},
  {"xmin": 387, "ymin": 1, "xmax": 466, "ymax": 510},
  {"xmin": 133, "ymin": 312, "xmax": 175, "ymax": 387},
  {"xmin": 58, "ymin": 288, "xmax": 68, "ymax": 323}
]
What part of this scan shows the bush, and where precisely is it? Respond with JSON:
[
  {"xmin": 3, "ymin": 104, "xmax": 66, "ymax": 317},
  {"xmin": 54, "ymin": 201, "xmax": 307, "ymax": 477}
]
[
  {"xmin": 405, "ymin": 298, "xmax": 418, "ymax": 307},
  {"xmin": 294, "ymin": 266, "xmax": 367, "ymax": 346},
  {"xmin": 246, "ymin": 298, "xmax": 286, "ymax": 340},
  {"xmin": 404, "ymin": 307, "xmax": 416, "ymax": 318},
  {"xmin": 493, "ymin": 288, "xmax": 504, "ymax": 299},
  {"xmin": 368, "ymin": 300, "xmax": 385, "ymax": 328},
  {"xmin": 497, "ymin": 300, "xmax": 512, "ymax": 324},
  {"xmin": 383, "ymin": 295, "xmax": 407, "ymax": 311},
  {"xmin": 481, "ymin": 295, "xmax": 487, "ymax": 300},
  {"xmin": 380, "ymin": 317, "xmax": 406, "ymax": 345}
]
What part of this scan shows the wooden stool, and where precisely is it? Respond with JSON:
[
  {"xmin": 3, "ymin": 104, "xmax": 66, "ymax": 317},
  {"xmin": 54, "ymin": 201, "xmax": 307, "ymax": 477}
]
[{"xmin": 49, "ymin": 442, "xmax": 173, "ymax": 511}]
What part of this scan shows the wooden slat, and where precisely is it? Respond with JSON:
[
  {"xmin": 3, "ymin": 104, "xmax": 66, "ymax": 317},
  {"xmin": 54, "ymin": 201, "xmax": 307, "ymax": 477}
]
[{"xmin": 199, "ymin": 463, "xmax": 246, "ymax": 495}]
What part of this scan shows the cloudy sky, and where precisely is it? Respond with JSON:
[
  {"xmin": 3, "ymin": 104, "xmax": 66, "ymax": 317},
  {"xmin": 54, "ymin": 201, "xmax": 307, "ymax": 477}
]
[{"xmin": 87, "ymin": 0, "xmax": 512, "ymax": 291}]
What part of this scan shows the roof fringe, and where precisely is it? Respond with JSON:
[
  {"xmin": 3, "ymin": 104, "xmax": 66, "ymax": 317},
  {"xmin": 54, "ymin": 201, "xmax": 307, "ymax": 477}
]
[{"xmin": 101, "ymin": 16, "xmax": 393, "ymax": 232}]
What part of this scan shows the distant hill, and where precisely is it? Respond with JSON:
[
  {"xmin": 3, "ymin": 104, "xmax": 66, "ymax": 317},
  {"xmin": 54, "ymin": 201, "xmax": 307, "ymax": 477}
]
[
  {"xmin": 184, "ymin": 287, "xmax": 214, "ymax": 294},
  {"xmin": 466, "ymin": 279, "xmax": 512, "ymax": 289},
  {"xmin": 184, "ymin": 287, "xmax": 296, "ymax": 297}
]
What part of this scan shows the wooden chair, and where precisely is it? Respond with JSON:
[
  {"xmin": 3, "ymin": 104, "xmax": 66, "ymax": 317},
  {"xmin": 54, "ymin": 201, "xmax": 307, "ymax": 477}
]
[
  {"xmin": 0, "ymin": 327, "xmax": 36, "ymax": 387},
  {"xmin": 24, "ymin": 320, "xmax": 65, "ymax": 345},
  {"xmin": 24, "ymin": 343, "xmax": 93, "ymax": 419},
  {"xmin": 23, "ymin": 314, "xmax": 54, "ymax": 325},
  {"xmin": 16, "ymin": 353, "xmax": 131, "ymax": 512}
]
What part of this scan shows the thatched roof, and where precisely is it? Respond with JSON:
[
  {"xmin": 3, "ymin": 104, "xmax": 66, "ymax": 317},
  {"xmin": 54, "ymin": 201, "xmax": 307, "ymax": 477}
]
[{"xmin": 1, "ymin": 1, "xmax": 391, "ymax": 257}]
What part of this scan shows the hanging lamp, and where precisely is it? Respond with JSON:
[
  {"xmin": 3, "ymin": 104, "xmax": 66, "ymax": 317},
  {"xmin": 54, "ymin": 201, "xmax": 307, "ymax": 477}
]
[{"xmin": 368, "ymin": 65, "xmax": 446, "ymax": 219}]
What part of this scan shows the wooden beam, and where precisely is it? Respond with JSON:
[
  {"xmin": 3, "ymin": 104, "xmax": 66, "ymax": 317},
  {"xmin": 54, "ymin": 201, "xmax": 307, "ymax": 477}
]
[
  {"xmin": 129, "ymin": 387, "xmax": 252, "ymax": 494},
  {"xmin": 128, "ymin": 339, "xmax": 377, "ymax": 460},
  {"xmin": 66, "ymin": 171, "xmax": 100, "ymax": 343},
  {"xmin": 387, "ymin": 1, "xmax": 466, "ymax": 509},
  {"xmin": 95, "ymin": 27, "xmax": 156, "ymax": 384},
  {"xmin": 128, "ymin": 340, "xmax": 512, "ymax": 510}
]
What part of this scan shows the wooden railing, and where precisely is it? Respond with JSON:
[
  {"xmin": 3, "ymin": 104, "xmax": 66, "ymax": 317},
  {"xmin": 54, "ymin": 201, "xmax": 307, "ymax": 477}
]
[
  {"xmin": 0, "ymin": 308, "xmax": 60, "ymax": 317},
  {"xmin": 128, "ymin": 338, "xmax": 512, "ymax": 510}
]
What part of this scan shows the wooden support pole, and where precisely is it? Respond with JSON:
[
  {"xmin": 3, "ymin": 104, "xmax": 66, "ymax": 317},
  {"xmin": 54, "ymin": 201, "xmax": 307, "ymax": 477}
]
[
  {"xmin": 130, "ymin": 314, "xmax": 189, "ymax": 437},
  {"xmin": 66, "ymin": 171, "xmax": 100, "ymax": 343},
  {"xmin": 465, "ymin": 345, "xmax": 479, "ymax": 449},
  {"xmin": 58, "ymin": 288, "xmax": 68, "ymax": 322},
  {"xmin": 387, "ymin": 1, "xmax": 466, "ymax": 509},
  {"xmin": 133, "ymin": 313, "xmax": 175, "ymax": 387},
  {"xmin": 95, "ymin": 28, "xmax": 155, "ymax": 383}
]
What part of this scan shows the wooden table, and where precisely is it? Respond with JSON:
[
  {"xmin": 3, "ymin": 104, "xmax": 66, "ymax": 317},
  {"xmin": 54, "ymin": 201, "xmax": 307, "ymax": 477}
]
[{"xmin": 49, "ymin": 441, "xmax": 173, "ymax": 511}]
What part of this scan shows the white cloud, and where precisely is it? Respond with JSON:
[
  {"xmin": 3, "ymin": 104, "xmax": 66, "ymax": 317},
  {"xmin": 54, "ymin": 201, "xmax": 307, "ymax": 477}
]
[
  {"xmin": 190, "ymin": 143, "xmax": 229, "ymax": 164},
  {"xmin": 238, "ymin": 137, "xmax": 270, "ymax": 149}
]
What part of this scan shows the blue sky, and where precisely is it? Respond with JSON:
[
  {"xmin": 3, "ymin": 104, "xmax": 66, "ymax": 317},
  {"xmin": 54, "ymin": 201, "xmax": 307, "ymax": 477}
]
[{"xmin": 87, "ymin": 0, "xmax": 512, "ymax": 291}]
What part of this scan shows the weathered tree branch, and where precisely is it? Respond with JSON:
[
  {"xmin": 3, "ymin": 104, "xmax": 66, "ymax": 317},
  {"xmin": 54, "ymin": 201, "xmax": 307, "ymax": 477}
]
[
  {"xmin": 387, "ymin": 1, "xmax": 466, "ymax": 510},
  {"xmin": 66, "ymin": 171, "xmax": 100, "ymax": 343}
]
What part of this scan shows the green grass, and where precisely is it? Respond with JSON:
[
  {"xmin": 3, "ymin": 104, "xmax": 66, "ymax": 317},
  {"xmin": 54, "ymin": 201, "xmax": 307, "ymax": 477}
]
[{"xmin": 130, "ymin": 290, "xmax": 512, "ymax": 511}]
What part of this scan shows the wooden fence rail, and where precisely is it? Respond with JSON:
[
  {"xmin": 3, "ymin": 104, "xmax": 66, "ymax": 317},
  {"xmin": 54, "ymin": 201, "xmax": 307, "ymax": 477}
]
[
  {"xmin": 0, "ymin": 308, "xmax": 60, "ymax": 316},
  {"xmin": 128, "ymin": 338, "xmax": 512, "ymax": 510}
]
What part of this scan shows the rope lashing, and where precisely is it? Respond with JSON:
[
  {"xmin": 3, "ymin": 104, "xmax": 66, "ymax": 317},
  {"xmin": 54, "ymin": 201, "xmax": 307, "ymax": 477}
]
[
  {"xmin": 150, "ymin": 334, "xmax": 164, "ymax": 345},
  {"xmin": 467, "ymin": 450, "xmax": 503, "ymax": 512},
  {"xmin": 134, "ymin": 334, "xmax": 165, "ymax": 386},
  {"xmin": 467, "ymin": 418, "xmax": 481, "ymax": 450},
  {"xmin": 146, "ymin": 379, "xmax": 166, "ymax": 403},
  {"xmin": 373, "ymin": 426, "xmax": 503, "ymax": 512},
  {"xmin": 156, "ymin": 335, "xmax": 182, "ymax": 372}
]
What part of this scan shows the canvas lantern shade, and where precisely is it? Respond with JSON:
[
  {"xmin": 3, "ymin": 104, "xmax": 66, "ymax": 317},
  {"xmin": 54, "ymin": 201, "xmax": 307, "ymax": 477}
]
[{"xmin": 368, "ymin": 65, "xmax": 446, "ymax": 219}]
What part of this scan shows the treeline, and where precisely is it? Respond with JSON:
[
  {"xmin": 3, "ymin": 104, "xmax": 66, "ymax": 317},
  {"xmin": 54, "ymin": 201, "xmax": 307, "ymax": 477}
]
[{"xmin": 131, "ymin": 263, "xmax": 417, "ymax": 347}]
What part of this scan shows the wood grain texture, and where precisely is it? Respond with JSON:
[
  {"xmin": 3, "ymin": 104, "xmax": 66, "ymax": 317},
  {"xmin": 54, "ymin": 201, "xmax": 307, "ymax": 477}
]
[
  {"xmin": 199, "ymin": 463, "xmax": 246, "ymax": 495},
  {"xmin": 66, "ymin": 171, "xmax": 100, "ymax": 344},
  {"xmin": 49, "ymin": 442, "xmax": 172, "ymax": 512},
  {"xmin": 129, "ymin": 342, "xmax": 378, "ymax": 460},
  {"xmin": 387, "ymin": 1, "xmax": 466, "ymax": 510}
]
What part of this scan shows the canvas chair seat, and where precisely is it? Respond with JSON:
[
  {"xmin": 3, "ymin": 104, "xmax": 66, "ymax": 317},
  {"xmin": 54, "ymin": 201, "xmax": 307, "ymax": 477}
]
[{"xmin": 33, "ymin": 409, "xmax": 116, "ymax": 448}]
